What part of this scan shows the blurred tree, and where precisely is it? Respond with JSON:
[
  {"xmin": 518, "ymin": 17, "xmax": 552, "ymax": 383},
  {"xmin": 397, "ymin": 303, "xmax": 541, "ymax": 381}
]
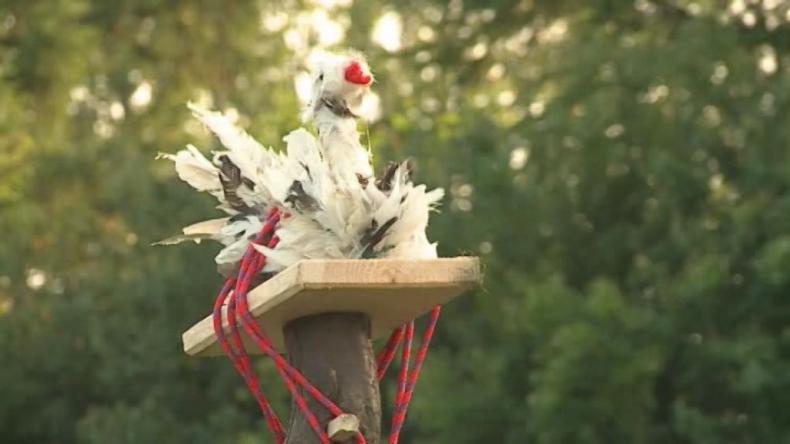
[{"xmin": 1, "ymin": 0, "xmax": 789, "ymax": 443}]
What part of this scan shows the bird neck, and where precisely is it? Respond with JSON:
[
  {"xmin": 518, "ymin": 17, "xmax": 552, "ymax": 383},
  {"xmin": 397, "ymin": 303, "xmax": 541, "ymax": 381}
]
[
  {"xmin": 313, "ymin": 106, "xmax": 373, "ymax": 179},
  {"xmin": 314, "ymin": 108, "xmax": 360, "ymax": 146}
]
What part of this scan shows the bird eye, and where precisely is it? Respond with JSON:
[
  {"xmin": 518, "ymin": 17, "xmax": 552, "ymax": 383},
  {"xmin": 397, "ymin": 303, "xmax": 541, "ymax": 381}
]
[{"xmin": 318, "ymin": 73, "xmax": 324, "ymax": 81}]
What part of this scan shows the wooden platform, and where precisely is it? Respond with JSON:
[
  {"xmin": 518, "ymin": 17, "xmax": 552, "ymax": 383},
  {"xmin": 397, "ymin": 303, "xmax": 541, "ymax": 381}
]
[{"xmin": 182, "ymin": 257, "xmax": 481, "ymax": 357}]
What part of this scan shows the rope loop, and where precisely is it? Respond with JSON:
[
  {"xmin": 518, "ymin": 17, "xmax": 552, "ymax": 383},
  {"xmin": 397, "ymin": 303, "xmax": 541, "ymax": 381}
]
[{"xmin": 213, "ymin": 208, "xmax": 441, "ymax": 444}]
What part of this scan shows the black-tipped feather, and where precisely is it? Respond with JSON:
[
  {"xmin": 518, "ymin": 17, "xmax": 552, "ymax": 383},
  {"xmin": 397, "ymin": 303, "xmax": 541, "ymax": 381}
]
[
  {"xmin": 361, "ymin": 216, "xmax": 398, "ymax": 258},
  {"xmin": 284, "ymin": 180, "xmax": 321, "ymax": 212},
  {"xmin": 217, "ymin": 155, "xmax": 255, "ymax": 213},
  {"xmin": 376, "ymin": 162, "xmax": 399, "ymax": 191},
  {"xmin": 376, "ymin": 159, "xmax": 414, "ymax": 192},
  {"xmin": 357, "ymin": 173, "xmax": 370, "ymax": 188},
  {"xmin": 320, "ymin": 96, "xmax": 356, "ymax": 118}
]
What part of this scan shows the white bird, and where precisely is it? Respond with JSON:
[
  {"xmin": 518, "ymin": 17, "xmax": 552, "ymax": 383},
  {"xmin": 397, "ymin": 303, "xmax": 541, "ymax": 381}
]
[{"xmin": 158, "ymin": 51, "xmax": 444, "ymax": 277}]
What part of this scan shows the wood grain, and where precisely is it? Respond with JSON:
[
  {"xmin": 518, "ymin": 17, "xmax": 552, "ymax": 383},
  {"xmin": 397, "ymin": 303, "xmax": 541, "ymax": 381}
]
[
  {"xmin": 182, "ymin": 257, "xmax": 481, "ymax": 357},
  {"xmin": 283, "ymin": 313, "xmax": 379, "ymax": 444}
]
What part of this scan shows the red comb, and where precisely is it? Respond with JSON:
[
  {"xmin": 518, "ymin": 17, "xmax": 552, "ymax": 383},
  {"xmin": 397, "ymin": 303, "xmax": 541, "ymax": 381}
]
[{"xmin": 344, "ymin": 61, "xmax": 372, "ymax": 85}]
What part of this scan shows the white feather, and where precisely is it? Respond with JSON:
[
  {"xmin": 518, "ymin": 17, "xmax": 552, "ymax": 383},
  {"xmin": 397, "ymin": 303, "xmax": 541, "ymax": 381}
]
[
  {"xmin": 165, "ymin": 53, "xmax": 445, "ymax": 276},
  {"xmin": 188, "ymin": 102, "xmax": 281, "ymax": 203},
  {"xmin": 158, "ymin": 145, "xmax": 222, "ymax": 197},
  {"xmin": 214, "ymin": 215, "xmax": 261, "ymax": 265},
  {"xmin": 182, "ymin": 217, "xmax": 230, "ymax": 236}
]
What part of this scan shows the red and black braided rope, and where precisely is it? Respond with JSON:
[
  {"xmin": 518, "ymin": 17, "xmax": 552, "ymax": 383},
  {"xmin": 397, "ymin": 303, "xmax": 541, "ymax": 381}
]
[{"xmin": 213, "ymin": 207, "xmax": 442, "ymax": 444}]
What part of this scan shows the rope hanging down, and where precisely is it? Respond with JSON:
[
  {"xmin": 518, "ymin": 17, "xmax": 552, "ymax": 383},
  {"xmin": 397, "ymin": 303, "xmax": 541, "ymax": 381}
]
[{"xmin": 212, "ymin": 208, "xmax": 441, "ymax": 444}]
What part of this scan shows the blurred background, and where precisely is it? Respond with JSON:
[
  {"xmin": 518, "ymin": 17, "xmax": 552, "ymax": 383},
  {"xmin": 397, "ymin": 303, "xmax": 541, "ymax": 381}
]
[{"xmin": 2, "ymin": 0, "xmax": 790, "ymax": 442}]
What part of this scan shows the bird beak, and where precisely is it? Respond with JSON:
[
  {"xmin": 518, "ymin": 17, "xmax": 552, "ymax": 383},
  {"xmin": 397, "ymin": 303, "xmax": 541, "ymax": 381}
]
[{"xmin": 344, "ymin": 61, "xmax": 372, "ymax": 86}]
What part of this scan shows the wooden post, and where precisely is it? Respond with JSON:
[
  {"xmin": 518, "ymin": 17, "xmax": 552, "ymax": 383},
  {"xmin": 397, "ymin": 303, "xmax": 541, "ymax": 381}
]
[
  {"xmin": 283, "ymin": 313, "xmax": 380, "ymax": 444},
  {"xmin": 181, "ymin": 258, "xmax": 481, "ymax": 442}
]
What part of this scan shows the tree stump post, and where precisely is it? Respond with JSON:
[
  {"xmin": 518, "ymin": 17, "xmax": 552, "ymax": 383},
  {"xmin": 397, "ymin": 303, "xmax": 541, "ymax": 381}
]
[
  {"xmin": 181, "ymin": 259, "xmax": 481, "ymax": 442},
  {"xmin": 283, "ymin": 312, "xmax": 381, "ymax": 444}
]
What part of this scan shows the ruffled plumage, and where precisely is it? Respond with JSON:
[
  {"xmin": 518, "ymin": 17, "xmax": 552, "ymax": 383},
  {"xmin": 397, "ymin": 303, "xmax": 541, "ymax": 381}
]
[{"xmin": 159, "ymin": 52, "xmax": 443, "ymax": 275}]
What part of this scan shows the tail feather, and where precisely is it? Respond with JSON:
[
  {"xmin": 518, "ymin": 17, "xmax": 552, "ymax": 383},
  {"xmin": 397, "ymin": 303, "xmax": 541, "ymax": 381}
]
[
  {"xmin": 188, "ymin": 102, "xmax": 279, "ymax": 203},
  {"xmin": 163, "ymin": 104, "xmax": 445, "ymax": 276},
  {"xmin": 151, "ymin": 233, "xmax": 211, "ymax": 246},
  {"xmin": 217, "ymin": 155, "xmax": 256, "ymax": 213},
  {"xmin": 158, "ymin": 144, "xmax": 223, "ymax": 198},
  {"xmin": 182, "ymin": 217, "xmax": 230, "ymax": 236}
]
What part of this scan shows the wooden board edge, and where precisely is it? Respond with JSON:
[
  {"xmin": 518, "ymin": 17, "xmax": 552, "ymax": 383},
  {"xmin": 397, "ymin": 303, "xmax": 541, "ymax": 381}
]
[
  {"xmin": 182, "ymin": 257, "xmax": 482, "ymax": 357},
  {"xmin": 297, "ymin": 257, "xmax": 481, "ymax": 288},
  {"xmin": 181, "ymin": 262, "xmax": 305, "ymax": 356}
]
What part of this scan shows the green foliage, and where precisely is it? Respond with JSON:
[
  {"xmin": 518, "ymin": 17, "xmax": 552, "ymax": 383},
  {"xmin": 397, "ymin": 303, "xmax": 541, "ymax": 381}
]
[{"xmin": 2, "ymin": 0, "xmax": 790, "ymax": 443}]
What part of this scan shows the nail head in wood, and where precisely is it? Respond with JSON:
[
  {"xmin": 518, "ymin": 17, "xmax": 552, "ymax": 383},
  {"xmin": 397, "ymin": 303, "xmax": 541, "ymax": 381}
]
[{"xmin": 327, "ymin": 413, "xmax": 360, "ymax": 442}]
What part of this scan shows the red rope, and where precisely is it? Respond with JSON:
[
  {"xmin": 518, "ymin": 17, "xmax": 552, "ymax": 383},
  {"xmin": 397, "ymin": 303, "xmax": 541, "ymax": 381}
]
[
  {"xmin": 389, "ymin": 306, "xmax": 442, "ymax": 443},
  {"xmin": 213, "ymin": 281, "xmax": 285, "ymax": 442},
  {"xmin": 232, "ymin": 211, "xmax": 363, "ymax": 443},
  {"xmin": 394, "ymin": 322, "xmax": 413, "ymax": 407},
  {"xmin": 236, "ymin": 242, "xmax": 345, "ymax": 443},
  {"xmin": 213, "ymin": 207, "xmax": 440, "ymax": 443},
  {"xmin": 376, "ymin": 326, "xmax": 404, "ymax": 380},
  {"xmin": 212, "ymin": 210, "xmax": 285, "ymax": 442}
]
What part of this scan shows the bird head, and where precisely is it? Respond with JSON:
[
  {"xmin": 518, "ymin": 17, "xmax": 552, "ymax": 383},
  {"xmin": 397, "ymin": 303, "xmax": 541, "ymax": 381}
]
[{"xmin": 302, "ymin": 52, "xmax": 374, "ymax": 122}]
